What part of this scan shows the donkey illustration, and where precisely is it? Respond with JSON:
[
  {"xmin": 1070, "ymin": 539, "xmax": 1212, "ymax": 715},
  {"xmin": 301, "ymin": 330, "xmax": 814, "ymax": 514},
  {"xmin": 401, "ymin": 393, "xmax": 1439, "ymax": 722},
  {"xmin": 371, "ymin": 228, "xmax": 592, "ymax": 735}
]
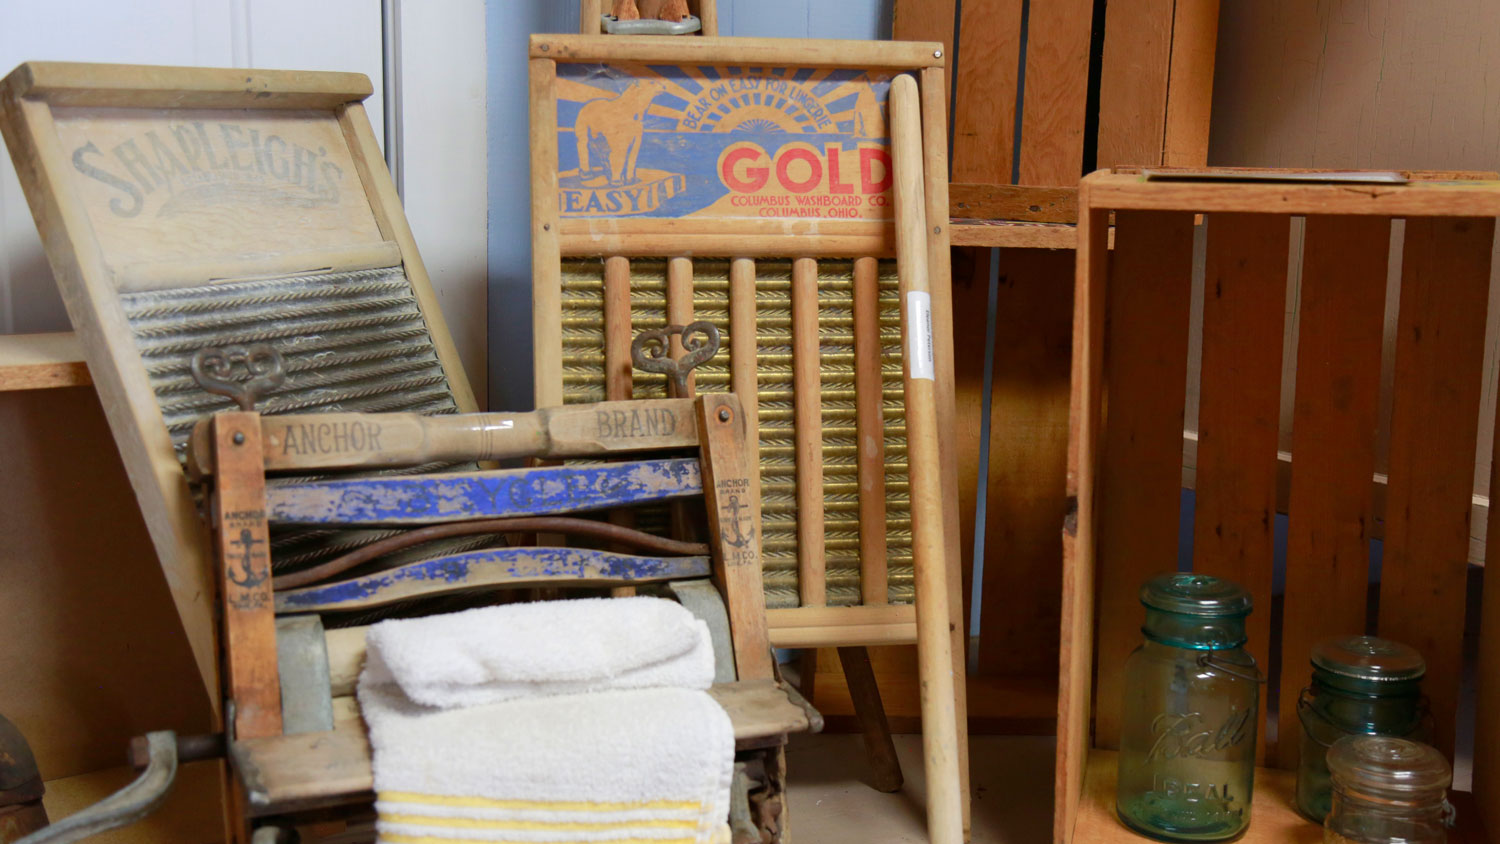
[{"xmin": 575, "ymin": 80, "xmax": 664, "ymax": 186}]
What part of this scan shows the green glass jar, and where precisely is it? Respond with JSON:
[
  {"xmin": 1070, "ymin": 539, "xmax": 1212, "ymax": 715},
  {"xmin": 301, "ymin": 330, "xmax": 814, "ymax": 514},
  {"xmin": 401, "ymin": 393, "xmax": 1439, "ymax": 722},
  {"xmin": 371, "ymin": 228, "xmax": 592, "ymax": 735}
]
[
  {"xmin": 1324, "ymin": 735, "xmax": 1451, "ymax": 843},
  {"xmin": 1117, "ymin": 573, "xmax": 1261, "ymax": 842},
  {"xmin": 1296, "ymin": 635, "xmax": 1430, "ymax": 823}
]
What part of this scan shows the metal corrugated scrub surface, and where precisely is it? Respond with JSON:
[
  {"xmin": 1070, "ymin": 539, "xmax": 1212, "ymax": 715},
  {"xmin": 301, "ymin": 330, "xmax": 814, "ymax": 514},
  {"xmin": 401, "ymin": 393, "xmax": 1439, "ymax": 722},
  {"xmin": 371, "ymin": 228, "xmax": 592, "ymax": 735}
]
[
  {"xmin": 118, "ymin": 266, "xmax": 492, "ymax": 609},
  {"xmin": 560, "ymin": 258, "xmax": 914, "ymax": 608}
]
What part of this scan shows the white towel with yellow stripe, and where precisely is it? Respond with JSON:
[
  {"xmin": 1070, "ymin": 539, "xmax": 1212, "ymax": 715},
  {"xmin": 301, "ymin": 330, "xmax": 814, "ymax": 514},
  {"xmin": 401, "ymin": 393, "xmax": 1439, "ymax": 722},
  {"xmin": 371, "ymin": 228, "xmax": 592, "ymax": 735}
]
[{"xmin": 359, "ymin": 598, "xmax": 734, "ymax": 844}]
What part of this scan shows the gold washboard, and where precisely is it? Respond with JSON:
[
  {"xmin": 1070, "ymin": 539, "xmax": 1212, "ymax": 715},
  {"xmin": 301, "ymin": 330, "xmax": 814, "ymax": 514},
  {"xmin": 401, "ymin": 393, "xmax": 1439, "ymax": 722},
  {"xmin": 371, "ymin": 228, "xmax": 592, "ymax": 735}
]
[{"xmin": 527, "ymin": 34, "xmax": 970, "ymax": 842}]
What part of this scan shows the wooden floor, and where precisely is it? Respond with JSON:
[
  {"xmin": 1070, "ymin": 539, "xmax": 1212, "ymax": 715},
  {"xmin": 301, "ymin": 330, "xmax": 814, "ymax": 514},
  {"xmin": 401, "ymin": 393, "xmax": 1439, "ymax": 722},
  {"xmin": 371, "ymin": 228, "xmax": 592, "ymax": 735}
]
[{"xmin": 787, "ymin": 733, "xmax": 1056, "ymax": 843}]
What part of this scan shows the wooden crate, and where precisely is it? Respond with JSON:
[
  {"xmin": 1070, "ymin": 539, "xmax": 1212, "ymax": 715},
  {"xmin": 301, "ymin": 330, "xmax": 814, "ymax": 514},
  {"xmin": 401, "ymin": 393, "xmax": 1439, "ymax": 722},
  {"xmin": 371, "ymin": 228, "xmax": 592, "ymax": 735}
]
[{"xmin": 1059, "ymin": 169, "xmax": 1500, "ymax": 842}]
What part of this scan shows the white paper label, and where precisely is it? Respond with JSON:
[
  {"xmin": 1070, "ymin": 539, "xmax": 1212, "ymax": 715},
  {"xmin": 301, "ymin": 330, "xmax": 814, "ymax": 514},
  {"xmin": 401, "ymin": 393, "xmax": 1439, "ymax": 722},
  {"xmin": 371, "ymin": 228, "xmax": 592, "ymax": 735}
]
[{"xmin": 907, "ymin": 290, "xmax": 935, "ymax": 381}]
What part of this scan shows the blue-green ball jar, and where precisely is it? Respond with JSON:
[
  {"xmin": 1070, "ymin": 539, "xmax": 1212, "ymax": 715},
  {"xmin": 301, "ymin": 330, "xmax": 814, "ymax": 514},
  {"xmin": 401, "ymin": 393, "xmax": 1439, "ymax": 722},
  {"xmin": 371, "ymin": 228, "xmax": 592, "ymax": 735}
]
[
  {"xmin": 1116, "ymin": 573, "xmax": 1261, "ymax": 842},
  {"xmin": 1296, "ymin": 635, "xmax": 1430, "ymax": 823}
]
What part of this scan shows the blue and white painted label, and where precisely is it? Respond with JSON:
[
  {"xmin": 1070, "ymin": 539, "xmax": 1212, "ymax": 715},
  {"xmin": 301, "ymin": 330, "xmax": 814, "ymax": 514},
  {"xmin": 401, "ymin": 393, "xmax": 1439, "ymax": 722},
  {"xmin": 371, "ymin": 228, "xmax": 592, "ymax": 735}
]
[{"xmin": 557, "ymin": 62, "xmax": 894, "ymax": 221}]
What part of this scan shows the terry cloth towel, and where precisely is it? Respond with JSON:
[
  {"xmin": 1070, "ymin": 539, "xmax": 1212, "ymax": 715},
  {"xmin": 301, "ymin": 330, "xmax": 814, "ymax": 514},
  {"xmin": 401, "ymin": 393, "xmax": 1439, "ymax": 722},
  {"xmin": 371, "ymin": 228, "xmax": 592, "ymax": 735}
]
[{"xmin": 358, "ymin": 597, "xmax": 735, "ymax": 844}]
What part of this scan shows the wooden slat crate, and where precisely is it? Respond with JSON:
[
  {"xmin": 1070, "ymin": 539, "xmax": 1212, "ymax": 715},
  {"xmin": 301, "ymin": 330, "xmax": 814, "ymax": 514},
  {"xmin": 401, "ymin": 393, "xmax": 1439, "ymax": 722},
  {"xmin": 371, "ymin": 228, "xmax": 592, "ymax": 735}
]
[{"xmin": 1058, "ymin": 168, "xmax": 1500, "ymax": 842}]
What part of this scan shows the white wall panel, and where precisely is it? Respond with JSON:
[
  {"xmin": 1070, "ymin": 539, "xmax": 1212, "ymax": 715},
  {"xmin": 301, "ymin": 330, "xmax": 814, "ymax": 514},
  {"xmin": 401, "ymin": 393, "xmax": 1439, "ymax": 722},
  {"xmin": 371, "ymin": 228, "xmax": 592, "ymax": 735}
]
[{"xmin": 399, "ymin": 0, "xmax": 489, "ymax": 406}]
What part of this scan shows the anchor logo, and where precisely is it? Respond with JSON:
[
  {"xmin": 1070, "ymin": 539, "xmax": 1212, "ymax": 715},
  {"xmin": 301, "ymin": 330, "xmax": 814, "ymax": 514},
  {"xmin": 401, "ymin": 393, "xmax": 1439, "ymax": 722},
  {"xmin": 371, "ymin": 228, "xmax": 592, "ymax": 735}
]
[
  {"xmin": 722, "ymin": 493, "xmax": 756, "ymax": 549},
  {"xmin": 227, "ymin": 528, "xmax": 268, "ymax": 589}
]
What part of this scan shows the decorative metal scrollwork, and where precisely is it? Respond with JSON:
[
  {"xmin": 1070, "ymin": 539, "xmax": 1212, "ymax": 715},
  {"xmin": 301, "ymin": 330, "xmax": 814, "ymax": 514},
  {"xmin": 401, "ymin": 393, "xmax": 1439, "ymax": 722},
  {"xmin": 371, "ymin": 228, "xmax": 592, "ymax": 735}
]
[
  {"xmin": 189, "ymin": 344, "xmax": 286, "ymax": 411},
  {"xmin": 630, "ymin": 322, "xmax": 721, "ymax": 398}
]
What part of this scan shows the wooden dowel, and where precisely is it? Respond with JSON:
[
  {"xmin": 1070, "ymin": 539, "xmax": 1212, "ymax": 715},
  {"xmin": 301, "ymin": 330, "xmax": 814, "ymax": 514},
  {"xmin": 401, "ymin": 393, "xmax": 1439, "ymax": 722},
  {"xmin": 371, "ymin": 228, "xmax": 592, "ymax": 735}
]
[
  {"xmin": 187, "ymin": 399, "xmax": 701, "ymax": 475},
  {"xmin": 921, "ymin": 63, "xmax": 970, "ymax": 836},
  {"xmin": 891, "ymin": 72, "xmax": 962, "ymax": 844},
  {"xmin": 604, "ymin": 255, "xmax": 637, "ymax": 597},
  {"xmin": 792, "ymin": 256, "xmax": 826, "ymax": 607},
  {"xmin": 697, "ymin": 0, "xmax": 719, "ymax": 35},
  {"xmin": 581, "ymin": 0, "xmax": 603, "ymax": 33},
  {"xmin": 667, "ymin": 256, "xmax": 695, "ymax": 396},
  {"xmin": 604, "ymin": 256, "xmax": 634, "ymax": 401},
  {"xmin": 853, "ymin": 256, "xmax": 888, "ymax": 605}
]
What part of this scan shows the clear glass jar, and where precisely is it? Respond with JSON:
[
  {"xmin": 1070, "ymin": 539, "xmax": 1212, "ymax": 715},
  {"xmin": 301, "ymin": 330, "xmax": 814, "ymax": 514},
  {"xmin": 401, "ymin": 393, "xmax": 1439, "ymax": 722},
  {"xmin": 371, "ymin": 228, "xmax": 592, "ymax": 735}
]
[
  {"xmin": 1324, "ymin": 735, "xmax": 1451, "ymax": 844},
  {"xmin": 1296, "ymin": 635, "xmax": 1431, "ymax": 822},
  {"xmin": 1116, "ymin": 573, "xmax": 1261, "ymax": 841}
]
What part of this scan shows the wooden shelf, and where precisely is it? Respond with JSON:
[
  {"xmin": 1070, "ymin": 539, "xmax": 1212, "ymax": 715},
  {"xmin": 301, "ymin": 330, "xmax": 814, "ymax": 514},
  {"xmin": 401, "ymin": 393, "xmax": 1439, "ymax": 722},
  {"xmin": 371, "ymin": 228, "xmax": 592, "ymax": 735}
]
[
  {"xmin": 949, "ymin": 219, "xmax": 1116, "ymax": 250},
  {"xmin": 0, "ymin": 332, "xmax": 90, "ymax": 391},
  {"xmin": 1073, "ymin": 749, "xmax": 1488, "ymax": 843},
  {"xmin": 950, "ymin": 219, "xmax": 1078, "ymax": 249}
]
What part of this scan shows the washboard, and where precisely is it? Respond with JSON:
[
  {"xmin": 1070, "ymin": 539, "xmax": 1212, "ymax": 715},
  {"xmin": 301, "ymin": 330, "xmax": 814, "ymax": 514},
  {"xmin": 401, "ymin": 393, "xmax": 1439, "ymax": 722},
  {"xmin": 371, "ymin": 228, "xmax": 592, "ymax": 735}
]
[
  {"xmin": 528, "ymin": 35, "xmax": 966, "ymax": 842},
  {"xmin": 0, "ymin": 62, "xmax": 479, "ymax": 714}
]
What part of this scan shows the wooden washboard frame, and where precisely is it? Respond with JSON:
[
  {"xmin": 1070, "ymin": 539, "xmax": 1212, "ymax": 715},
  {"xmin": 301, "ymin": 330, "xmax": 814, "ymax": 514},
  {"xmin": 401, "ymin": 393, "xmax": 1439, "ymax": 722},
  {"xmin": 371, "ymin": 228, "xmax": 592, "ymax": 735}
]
[
  {"xmin": 0, "ymin": 62, "xmax": 479, "ymax": 715},
  {"xmin": 527, "ymin": 36, "xmax": 967, "ymax": 841}
]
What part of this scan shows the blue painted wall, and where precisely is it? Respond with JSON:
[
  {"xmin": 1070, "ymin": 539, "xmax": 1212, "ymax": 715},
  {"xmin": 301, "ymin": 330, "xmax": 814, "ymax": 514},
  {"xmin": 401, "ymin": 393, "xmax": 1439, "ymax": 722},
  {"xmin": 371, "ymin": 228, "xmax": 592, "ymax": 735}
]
[{"xmin": 485, "ymin": 0, "xmax": 892, "ymax": 411}]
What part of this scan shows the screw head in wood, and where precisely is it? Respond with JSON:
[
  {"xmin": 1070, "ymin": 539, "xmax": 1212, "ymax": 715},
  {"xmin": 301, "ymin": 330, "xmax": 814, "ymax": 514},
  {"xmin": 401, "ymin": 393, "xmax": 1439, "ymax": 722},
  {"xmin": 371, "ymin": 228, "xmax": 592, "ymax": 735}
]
[
  {"xmin": 718, "ymin": 407, "xmax": 731, "ymax": 422},
  {"xmin": 233, "ymin": 431, "xmax": 246, "ymax": 445},
  {"xmin": 933, "ymin": 49, "xmax": 943, "ymax": 58}
]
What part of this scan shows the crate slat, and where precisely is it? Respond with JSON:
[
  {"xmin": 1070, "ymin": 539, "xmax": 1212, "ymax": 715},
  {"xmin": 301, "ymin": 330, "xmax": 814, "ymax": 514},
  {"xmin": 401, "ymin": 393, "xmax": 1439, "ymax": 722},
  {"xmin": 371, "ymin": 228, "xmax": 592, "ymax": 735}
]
[
  {"xmin": 1091, "ymin": 210, "xmax": 1196, "ymax": 750},
  {"xmin": 1096, "ymin": 0, "xmax": 1175, "ymax": 171},
  {"xmin": 1191, "ymin": 212, "xmax": 1290, "ymax": 765},
  {"xmin": 1017, "ymin": 0, "xmax": 1094, "ymax": 185},
  {"xmin": 1378, "ymin": 216, "xmax": 1495, "ymax": 760},
  {"xmin": 1276, "ymin": 215, "xmax": 1390, "ymax": 769},
  {"xmin": 951, "ymin": 0, "xmax": 1024, "ymax": 185},
  {"xmin": 975, "ymin": 247, "xmax": 1074, "ymax": 678}
]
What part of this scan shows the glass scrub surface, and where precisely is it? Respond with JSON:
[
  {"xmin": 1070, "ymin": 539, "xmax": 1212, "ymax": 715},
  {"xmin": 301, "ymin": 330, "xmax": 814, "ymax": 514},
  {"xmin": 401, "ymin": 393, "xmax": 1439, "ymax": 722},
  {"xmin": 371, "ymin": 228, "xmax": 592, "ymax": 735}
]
[
  {"xmin": 1324, "ymin": 735, "xmax": 1451, "ymax": 844},
  {"xmin": 1296, "ymin": 636, "xmax": 1430, "ymax": 822},
  {"xmin": 1116, "ymin": 573, "xmax": 1260, "ymax": 841}
]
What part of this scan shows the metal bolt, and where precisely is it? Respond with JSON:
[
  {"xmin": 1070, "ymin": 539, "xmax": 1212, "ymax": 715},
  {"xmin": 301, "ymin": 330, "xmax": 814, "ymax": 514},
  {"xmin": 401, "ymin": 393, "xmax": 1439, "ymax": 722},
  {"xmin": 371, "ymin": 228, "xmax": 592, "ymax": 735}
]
[
  {"xmin": 233, "ymin": 431, "xmax": 246, "ymax": 445},
  {"xmin": 540, "ymin": 43, "xmax": 550, "ymax": 52},
  {"xmin": 718, "ymin": 408, "xmax": 731, "ymax": 422},
  {"xmin": 933, "ymin": 225, "xmax": 942, "ymax": 234},
  {"xmin": 543, "ymin": 223, "xmax": 551, "ymax": 231},
  {"xmin": 933, "ymin": 49, "xmax": 943, "ymax": 59}
]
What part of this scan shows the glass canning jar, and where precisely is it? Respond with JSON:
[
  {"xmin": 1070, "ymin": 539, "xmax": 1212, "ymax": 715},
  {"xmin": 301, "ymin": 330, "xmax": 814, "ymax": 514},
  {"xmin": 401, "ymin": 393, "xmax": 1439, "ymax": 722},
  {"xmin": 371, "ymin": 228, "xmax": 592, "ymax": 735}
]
[
  {"xmin": 1324, "ymin": 735, "xmax": 1452, "ymax": 844},
  {"xmin": 1296, "ymin": 635, "xmax": 1430, "ymax": 822},
  {"xmin": 1116, "ymin": 573, "xmax": 1261, "ymax": 842}
]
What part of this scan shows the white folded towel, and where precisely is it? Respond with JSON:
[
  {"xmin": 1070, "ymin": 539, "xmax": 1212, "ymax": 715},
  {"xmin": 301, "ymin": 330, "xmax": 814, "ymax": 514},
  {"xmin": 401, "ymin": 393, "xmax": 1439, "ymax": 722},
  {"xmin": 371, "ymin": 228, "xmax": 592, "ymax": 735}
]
[
  {"xmin": 363, "ymin": 596, "xmax": 715, "ymax": 708},
  {"xmin": 358, "ymin": 596, "xmax": 734, "ymax": 844}
]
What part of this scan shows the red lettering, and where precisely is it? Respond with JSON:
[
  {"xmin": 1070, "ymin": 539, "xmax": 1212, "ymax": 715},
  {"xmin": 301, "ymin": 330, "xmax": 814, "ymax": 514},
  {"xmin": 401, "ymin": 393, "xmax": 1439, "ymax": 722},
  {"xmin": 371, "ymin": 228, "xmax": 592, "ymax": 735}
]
[
  {"xmin": 721, "ymin": 146, "xmax": 769, "ymax": 192},
  {"xmin": 826, "ymin": 144, "xmax": 854, "ymax": 194},
  {"xmin": 860, "ymin": 147, "xmax": 892, "ymax": 194},
  {"xmin": 776, "ymin": 148, "xmax": 821, "ymax": 193}
]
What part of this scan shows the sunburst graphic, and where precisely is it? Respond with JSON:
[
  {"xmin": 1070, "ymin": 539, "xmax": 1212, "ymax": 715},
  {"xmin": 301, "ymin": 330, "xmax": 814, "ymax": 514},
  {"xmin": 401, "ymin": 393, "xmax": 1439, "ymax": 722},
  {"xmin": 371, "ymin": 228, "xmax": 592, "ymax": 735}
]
[{"xmin": 556, "ymin": 62, "xmax": 889, "ymax": 138}]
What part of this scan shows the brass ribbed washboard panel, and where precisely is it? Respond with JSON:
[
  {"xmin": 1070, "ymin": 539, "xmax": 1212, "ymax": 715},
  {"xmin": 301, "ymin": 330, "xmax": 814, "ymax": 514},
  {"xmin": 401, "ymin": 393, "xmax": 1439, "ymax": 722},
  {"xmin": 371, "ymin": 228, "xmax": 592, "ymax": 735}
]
[
  {"xmin": 118, "ymin": 266, "xmax": 489, "ymax": 596},
  {"xmin": 560, "ymin": 258, "xmax": 914, "ymax": 608}
]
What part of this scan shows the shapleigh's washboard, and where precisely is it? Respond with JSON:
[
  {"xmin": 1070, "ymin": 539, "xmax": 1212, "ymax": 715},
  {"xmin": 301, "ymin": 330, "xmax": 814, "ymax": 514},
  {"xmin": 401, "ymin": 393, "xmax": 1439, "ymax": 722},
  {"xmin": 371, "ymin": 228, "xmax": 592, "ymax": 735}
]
[{"xmin": 0, "ymin": 62, "xmax": 479, "ymax": 710}]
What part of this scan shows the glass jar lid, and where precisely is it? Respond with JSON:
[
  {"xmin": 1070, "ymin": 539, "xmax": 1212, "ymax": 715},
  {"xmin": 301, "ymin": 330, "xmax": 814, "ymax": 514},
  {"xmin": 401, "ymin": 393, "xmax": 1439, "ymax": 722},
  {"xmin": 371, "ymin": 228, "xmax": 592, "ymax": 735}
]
[
  {"xmin": 1311, "ymin": 635, "xmax": 1426, "ymax": 683},
  {"xmin": 1327, "ymin": 735, "xmax": 1451, "ymax": 798},
  {"xmin": 1140, "ymin": 573, "xmax": 1252, "ymax": 618}
]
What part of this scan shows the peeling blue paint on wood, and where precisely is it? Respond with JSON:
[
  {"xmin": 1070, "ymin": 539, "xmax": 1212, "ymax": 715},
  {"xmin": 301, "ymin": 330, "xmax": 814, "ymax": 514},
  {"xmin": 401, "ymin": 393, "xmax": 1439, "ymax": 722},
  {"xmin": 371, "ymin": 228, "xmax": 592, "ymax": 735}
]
[
  {"xmin": 275, "ymin": 546, "xmax": 711, "ymax": 613},
  {"xmin": 266, "ymin": 458, "xmax": 702, "ymax": 524}
]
